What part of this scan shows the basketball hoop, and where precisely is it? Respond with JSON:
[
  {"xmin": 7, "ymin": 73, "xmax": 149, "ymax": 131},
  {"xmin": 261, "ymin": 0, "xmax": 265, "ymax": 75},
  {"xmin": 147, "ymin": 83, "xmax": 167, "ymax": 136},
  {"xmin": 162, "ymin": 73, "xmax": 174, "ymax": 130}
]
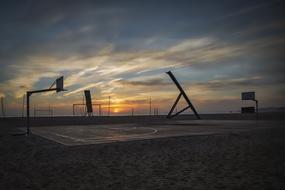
[{"xmin": 26, "ymin": 76, "xmax": 67, "ymax": 135}]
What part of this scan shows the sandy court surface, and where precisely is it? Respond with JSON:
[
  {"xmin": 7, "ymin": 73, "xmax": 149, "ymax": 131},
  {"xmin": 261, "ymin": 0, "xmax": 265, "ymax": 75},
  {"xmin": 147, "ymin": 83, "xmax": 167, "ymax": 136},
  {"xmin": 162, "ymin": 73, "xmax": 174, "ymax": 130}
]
[
  {"xmin": 1, "ymin": 119, "xmax": 285, "ymax": 189},
  {"xmin": 29, "ymin": 120, "xmax": 280, "ymax": 145}
]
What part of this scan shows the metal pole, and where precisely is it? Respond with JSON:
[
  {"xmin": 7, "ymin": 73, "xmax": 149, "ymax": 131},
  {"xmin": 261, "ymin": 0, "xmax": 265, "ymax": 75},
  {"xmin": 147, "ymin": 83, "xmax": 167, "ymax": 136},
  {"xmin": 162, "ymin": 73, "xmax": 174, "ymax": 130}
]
[
  {"xmin": 0, "ymin": 97, "xmax": 5, "ymax": 117},
  {"xmin": 73, "ymin": 104, "xmax": 75, "ymax": 116},
  {"xmin": 100, "ymin": 105, "xmax": 102, "ymax": 116},
  {"xmin": 149, "ymin": 97, "xmax": 152, "ymax": 116},
  {"xmin": 25, "ymin": 87, "xmax": 65, "ymax": 135},
  {"xmin": 155, "ymin": 108, "xmax": 158, "ymax": 116},
  {"xmin": 26, "ymin": 92, "xmax": 30, "ymax": 135},
  {"xmin": 108, "ymin": 96, "xmax": 110, "ymax": 116},
  {"xmin": 22, "ymin": 94, "xmax": 25, "ymax": 118},
  {"xmin": 255, "ymin": 100, "xmax": 259, "ymax": 120},
  {"xmin": 83, "ymin": 95, "xmax": 86, "ymax": 116}
]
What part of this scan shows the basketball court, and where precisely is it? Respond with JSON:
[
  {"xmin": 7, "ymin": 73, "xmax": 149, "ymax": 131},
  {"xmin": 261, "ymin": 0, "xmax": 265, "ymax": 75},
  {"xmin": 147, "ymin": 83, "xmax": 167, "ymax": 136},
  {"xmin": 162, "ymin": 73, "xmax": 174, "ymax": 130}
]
[
  {"xmin": 21, "ymin": 72, "xmax": 274, "ymax": 146},
  {"xmin": 27, "ymin": 120, "xmax": 281, "ymax": 146}
]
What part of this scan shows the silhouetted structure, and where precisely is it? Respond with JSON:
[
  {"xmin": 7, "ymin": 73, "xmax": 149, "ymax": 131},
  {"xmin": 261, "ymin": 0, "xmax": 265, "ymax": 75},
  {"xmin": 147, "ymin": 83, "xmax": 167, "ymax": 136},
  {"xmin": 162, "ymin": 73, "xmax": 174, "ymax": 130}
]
[
  {"xmin": 241, "ymin": 91, "xmax": 258, "ymax": 119},
  {"xmin": 166, "ymin": 71, "xmax": 200, "ymax": 119},
  {"xmin": 72, "ymin": 103, "xmax": 102, "ymax": 116},
  {"xmin": 131, "ymin": 108, "xmax": 134, "ymax": 116},
  {"xmin": 153, "ymin": 108, "xmax": 159, "ymax": 116},
  {"xmin": 108, "ymin": 96, "xmax": 111, "ymax": 116},
  {"xmin": 26, "ymin": 76, "xmax": 66, "ymax": 135},
  {"xmin": 241, "ymin": 107, "xmax": 255, "ymax": 113},
  {"xmin": 149, "ymin": 97, "xmax": 152, "ymax": 116},
  {"xmin": 34, "ymin": 105, "xmax": 53, "ymax": 117},
  {"xmin": 0, "ymin": 97, "xmax": 5, "ymax": 117},
  {"xmin": 84, "ymin": 90, "xmax": 93, "ymax": 116},
  {"xmin": 22, "ymin": 94, "xmax": 25, "ymax": 118}
]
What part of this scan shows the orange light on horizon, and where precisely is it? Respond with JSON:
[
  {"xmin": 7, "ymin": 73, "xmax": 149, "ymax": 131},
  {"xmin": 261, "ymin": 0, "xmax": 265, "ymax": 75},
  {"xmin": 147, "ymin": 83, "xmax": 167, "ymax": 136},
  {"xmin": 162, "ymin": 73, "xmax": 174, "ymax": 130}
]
[{"xmin": 113, "ymin": 108, "xmax": 119, "ymax": 113}]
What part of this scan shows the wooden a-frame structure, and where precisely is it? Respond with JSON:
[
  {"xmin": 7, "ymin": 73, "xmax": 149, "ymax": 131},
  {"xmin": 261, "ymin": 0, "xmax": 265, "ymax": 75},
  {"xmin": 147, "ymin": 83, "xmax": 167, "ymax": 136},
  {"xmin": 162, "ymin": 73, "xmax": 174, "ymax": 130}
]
[{"xmin": 166, "ymin": 71, "xmax": 200, "ymax": 119}]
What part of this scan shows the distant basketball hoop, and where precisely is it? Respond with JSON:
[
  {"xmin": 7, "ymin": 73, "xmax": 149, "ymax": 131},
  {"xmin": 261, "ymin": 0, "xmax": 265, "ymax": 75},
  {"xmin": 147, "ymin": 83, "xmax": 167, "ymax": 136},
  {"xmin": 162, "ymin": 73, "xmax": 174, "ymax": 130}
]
[
  {"xmin": 34, "ymin": 105, "xmax": 53, "ymax": 117},
  {"xmin": 73, "ymin": 90, "xmax": 104, "ymax": 116},
  {"xmin": 241, "ymin": 91, "xmax": 258, "ymax": 119}
]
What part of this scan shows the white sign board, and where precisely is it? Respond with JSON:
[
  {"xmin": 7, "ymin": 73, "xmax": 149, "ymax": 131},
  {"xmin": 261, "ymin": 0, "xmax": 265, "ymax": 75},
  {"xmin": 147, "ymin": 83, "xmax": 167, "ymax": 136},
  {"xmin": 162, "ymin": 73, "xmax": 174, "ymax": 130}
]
[{"xmin": 241, "ymin": 91, "xmax": 255, "ymax": 100}]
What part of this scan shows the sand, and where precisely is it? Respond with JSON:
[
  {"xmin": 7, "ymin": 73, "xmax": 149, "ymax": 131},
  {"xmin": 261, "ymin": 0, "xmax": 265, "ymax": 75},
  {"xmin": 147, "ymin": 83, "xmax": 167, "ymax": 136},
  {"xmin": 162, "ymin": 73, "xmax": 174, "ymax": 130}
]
[{"xmin": 0, "ymin": 122, "xmax": 285, "ymax": 189}]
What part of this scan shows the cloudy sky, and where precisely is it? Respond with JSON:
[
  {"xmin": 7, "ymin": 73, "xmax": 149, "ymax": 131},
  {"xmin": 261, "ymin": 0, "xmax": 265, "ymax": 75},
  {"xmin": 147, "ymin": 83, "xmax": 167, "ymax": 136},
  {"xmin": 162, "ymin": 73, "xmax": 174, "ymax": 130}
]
[{"xmin": 0, "ymin": 0, "xmax": 284, "ymax": 116}]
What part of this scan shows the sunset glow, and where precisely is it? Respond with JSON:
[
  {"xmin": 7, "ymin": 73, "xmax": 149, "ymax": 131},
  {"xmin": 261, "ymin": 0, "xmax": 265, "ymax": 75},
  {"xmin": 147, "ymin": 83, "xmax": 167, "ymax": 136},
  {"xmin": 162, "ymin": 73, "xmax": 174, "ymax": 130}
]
[
  {"xmin": 113, "ymin": 108, "xmax": 120, "ymax": 113},
  {"xmin": 0, "ymin": 0, "xmax": 284, "ymax": 116}
]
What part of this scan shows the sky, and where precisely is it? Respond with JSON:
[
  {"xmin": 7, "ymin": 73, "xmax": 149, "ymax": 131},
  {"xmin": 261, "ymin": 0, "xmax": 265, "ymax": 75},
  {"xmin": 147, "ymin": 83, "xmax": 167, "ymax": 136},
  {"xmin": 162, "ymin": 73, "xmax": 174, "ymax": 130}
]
[{"xmin": 0, "ymin": 0, "xmax": 284, "ymax": 116}]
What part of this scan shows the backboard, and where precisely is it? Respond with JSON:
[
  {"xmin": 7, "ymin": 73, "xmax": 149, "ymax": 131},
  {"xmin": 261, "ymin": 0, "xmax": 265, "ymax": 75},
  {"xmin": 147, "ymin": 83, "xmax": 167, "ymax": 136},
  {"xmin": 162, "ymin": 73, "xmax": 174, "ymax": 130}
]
[
  {"xmin": 84, "ymin": 90, "xmax": 93, "ymax": 113},
  {"xmin": 56, "ymin": 76, "xmax": 64, "ymax": 92},
  {"xmin": 241, "ymin": 91, "xmax": 255, "ymax": 100}
]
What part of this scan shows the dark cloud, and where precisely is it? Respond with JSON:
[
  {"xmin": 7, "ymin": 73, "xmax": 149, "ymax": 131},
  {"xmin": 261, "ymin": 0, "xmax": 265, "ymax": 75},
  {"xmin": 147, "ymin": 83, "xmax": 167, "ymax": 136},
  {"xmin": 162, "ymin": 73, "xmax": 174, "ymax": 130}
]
[
  {"xmin": 192, "ymin": 75, "xmax": 285, "ymax": 91},
  {"xmin": 1, "ymin": 0, "xmax": 284, "ymax": 62}
]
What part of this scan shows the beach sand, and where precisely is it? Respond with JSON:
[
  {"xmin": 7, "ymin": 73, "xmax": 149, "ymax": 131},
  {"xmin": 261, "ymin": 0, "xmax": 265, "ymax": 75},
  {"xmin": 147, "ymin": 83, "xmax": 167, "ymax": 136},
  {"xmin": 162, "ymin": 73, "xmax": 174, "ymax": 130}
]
[{"xmin": 0, "ymin": 122, "xmax": 284, "ymax": 189}]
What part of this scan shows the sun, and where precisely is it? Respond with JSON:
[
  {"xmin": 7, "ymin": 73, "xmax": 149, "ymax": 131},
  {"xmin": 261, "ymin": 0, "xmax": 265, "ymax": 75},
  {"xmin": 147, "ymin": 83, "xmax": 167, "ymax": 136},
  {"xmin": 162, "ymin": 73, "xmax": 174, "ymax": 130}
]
[{"xmin": 113, "ymin": 108, "xmax": 119, "ymax": 113}]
